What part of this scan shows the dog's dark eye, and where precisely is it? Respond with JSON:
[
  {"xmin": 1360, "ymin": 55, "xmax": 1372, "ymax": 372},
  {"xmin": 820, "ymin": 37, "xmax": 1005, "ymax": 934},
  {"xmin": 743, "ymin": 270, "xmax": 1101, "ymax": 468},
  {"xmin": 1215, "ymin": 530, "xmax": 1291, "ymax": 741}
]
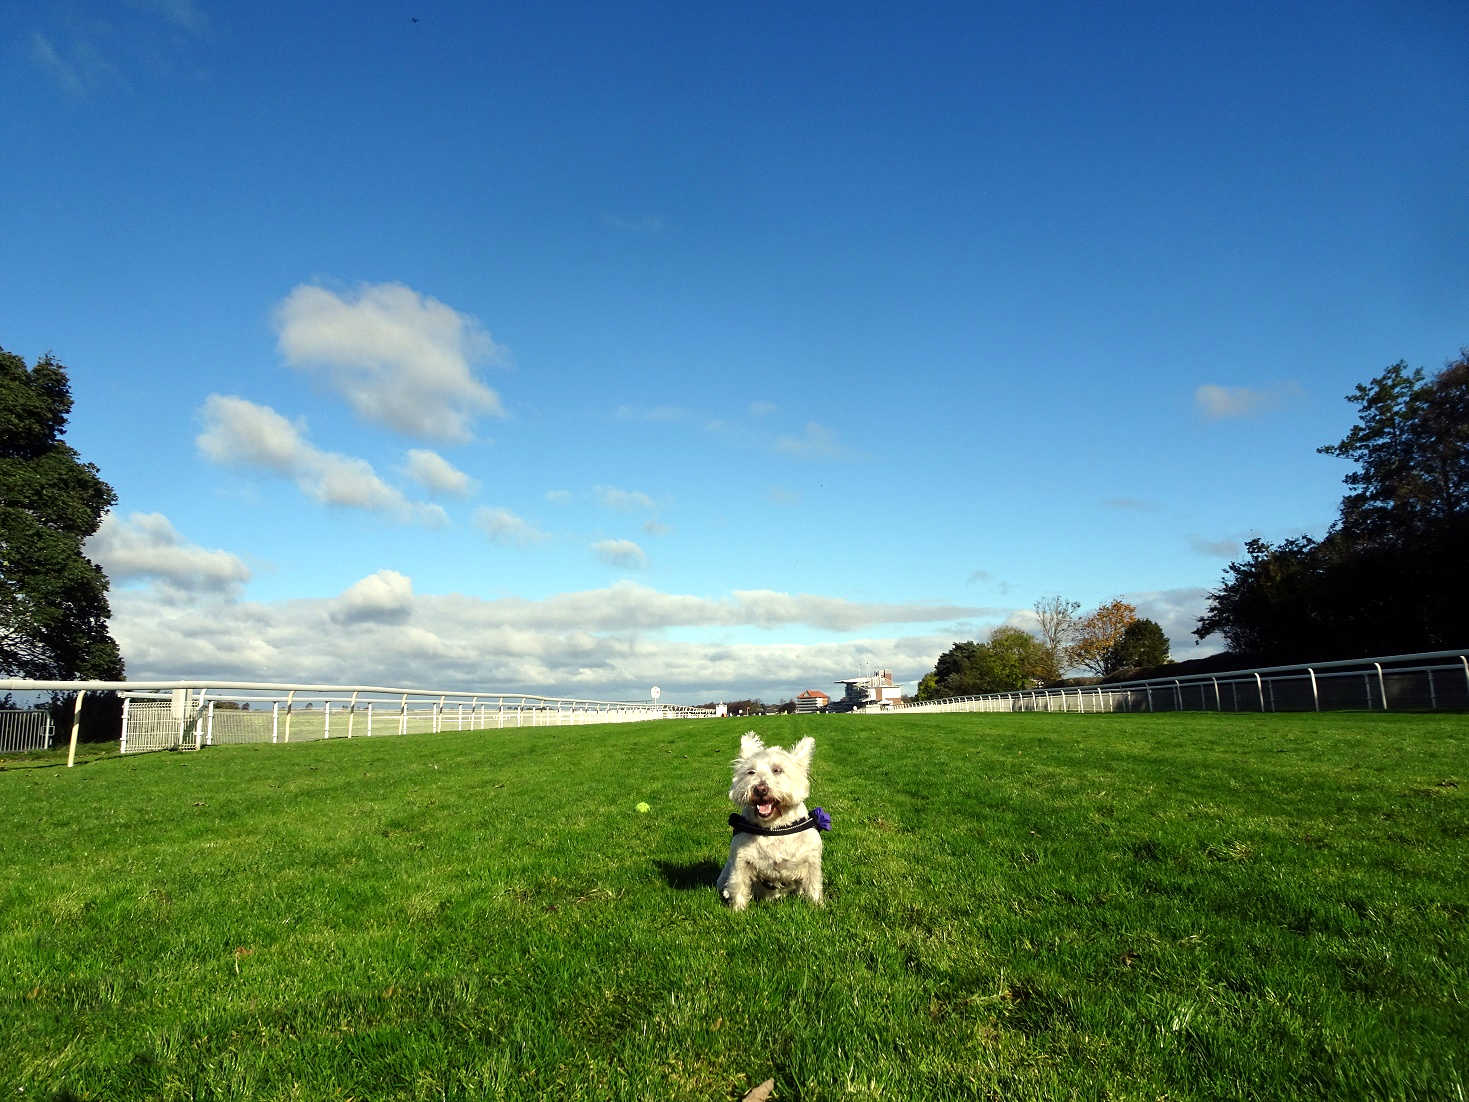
[
  {"xmin": 771, "ymin": 765, "xmax": 782, "ymax": 774},
  {"xmin": 746, "ymin": 769, "xmax": 756, "ymax": 775}
]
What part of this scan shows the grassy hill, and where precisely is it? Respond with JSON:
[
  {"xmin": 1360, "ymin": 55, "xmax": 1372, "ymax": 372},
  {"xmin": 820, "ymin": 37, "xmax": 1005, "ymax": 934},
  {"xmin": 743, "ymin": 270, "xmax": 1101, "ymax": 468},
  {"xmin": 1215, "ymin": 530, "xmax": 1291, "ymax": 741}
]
[{"xmin": 2, "ymin": 712, "xmax": 1465, "ymax": 1100}]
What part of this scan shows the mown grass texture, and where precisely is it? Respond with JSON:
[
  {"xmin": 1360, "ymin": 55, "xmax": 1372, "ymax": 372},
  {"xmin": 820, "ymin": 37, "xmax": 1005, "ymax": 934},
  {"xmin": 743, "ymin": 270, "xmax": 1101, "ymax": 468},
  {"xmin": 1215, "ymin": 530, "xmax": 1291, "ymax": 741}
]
[{"xmin": 1, "ymin": 711, "xmax": 1465, "ymax": 1101}]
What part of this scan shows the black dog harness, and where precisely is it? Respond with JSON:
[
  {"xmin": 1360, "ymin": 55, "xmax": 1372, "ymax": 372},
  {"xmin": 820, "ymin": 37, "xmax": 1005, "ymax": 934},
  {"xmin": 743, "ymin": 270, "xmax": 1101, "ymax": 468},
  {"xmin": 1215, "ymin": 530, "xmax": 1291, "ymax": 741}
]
[{"xmin": 728, "ymin": 807, "xmax": 831, "ymax": 837}]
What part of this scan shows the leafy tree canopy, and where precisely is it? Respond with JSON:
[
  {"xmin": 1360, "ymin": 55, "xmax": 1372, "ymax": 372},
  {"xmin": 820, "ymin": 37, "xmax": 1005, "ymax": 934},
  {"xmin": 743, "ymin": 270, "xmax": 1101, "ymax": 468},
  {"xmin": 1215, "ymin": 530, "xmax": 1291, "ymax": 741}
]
[
  {"xmin": 1104, "ymin": 618, "xmax": 1170, "ymax": 675},
  {"xmin": 1197, "ymin": 350, "xmax": 1469, "ymax": 661},
  {"xmin": 1069, "ymin": 599, "xmax": 1137, "ymax": 676},
  {"xmin": 918, "ymin": 627, "xmax": 1057, "ymax": 699},
  {"xmin": 0, "ymin": 346, "xmax": 124, "ymax": 681}
]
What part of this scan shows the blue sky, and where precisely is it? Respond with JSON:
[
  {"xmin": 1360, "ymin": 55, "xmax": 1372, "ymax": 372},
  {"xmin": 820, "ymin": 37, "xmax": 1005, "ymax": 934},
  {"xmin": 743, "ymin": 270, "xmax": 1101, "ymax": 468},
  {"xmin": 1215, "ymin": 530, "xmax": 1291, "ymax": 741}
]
[{"xmin": 3, "ymin": 0, "xmax": 1465, "ymax": 702}]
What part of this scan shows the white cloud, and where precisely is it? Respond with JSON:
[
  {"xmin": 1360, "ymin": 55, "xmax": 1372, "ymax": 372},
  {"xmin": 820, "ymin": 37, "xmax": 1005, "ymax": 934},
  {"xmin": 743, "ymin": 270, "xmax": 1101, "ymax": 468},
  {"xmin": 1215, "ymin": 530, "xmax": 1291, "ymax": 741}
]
[
  {"xmin": 405, "ymin": 449, "xmax": 478, "ymax": 498},
  {"xmin": 332, "ymin": 570, "xmax": 414, "ymax": 624},
  {"xmin": 774, "ymin": 421, "xmax": 845, "ymax": 459},
  {"xmin": 1195, "ymin": 382, "xmax": 1301, "ymax": 420},
  {"xmin": 86, "ymin": 512, "xmax": 250, "ymax": 593},
  {"xmin": 1121, "ymin": 587, "xmax": 1221, "ymax": 659},
  {"xmin": 595, "ymin": 485, "xmax": 656, "ymax": 510},
  {"xmin": 545, "ymin": 489, "xmax": 572, "ymax": 504},
  {"xmin": 592, "ymin": 539, "xmax": 649, "ymax": 569},
  {"xmin": 196, "ymin": 395, "xmax": 447, "ymax": 525},
  {"xmin": 274, "ymin": 282, "xmax": 505, "ymax": 442},
  {"xmin": 475, "ymin": 507, "xmax": 547, "ymax": 547},
  {"xmin": 100, "ymin": 580, "xmax": 999, "ymax": 702},
  {"xmin": 1189, "ymin": 534, "xmax": 1240, "ymax": 557}
]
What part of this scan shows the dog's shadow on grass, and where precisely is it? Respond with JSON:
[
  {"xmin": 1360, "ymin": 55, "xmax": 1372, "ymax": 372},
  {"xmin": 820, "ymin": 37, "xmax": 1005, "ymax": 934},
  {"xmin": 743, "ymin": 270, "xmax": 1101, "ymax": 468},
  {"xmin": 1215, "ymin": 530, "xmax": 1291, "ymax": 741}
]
[{"xmin": 655, "ymin": 858, "xmax": 721, "ymax": 891}]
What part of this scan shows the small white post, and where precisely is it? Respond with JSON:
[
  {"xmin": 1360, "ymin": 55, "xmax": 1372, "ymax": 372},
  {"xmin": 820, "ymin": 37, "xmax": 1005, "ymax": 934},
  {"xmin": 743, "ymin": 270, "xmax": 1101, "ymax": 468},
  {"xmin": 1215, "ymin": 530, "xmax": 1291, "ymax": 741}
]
[
  {"xmin": 120, "ymin": 696, "xmax": 131, "ymax": 754},
  {"xmin": 284, "ymin": 691, "xmax": 295, "ymax": 742},
  {"xmin": 1254, "ymin": 673, "xmax": 1265, "ymax": 712},
  {"xmin": 66, "ymin": 691, "xmax": 86, "ymax": 768},
  {"xmin": 271, "ymin": 701, "xmax": 279, "ymax": 743},
  {"xmin": 206, "ymin": 700, "xmax": 215, "ymax": 746},
  {"xmin": 1374, "ymin": 662, "xmax": 1388, "ymax": 710},
  {"xmin": 399, "ymin": 695, "xmax": 407, "ymax": 736},
  {"xmin": 366, "ymin": 701, "xmax": 374, "ymax": 735},
  {"xmin": 1308, "ymin": 669, "xmax": 1319, "ymax": 711},
  {"xmin": 347, "ymin": 691, "xmax": 358, "ymax": 738},
  {"xmin": 323, "ymin": 701, "xmax": 331, "ymax": 739}
]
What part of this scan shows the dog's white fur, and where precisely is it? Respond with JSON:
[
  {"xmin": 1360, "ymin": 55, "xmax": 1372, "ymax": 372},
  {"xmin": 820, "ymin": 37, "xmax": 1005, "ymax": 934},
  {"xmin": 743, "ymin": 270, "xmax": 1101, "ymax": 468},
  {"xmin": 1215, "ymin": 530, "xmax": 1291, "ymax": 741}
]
[{"xmin": 717, "ymin": 731, "xmax": 823, "ymax": 911}]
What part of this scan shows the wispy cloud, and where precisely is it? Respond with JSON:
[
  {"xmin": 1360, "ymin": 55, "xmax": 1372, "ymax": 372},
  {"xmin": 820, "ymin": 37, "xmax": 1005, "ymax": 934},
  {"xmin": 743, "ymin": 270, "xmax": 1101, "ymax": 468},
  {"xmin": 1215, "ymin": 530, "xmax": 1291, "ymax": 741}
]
[
  {"xmin": 545, "ymin": 489, "xmax": 572, "ymax": 504},
  {"xmin": 774, "ymin": 421, "xmax": 845, "ymax": 459},
  {"xmin": 595, "ymin": 485, "xmax": 656, "ymax": 510},
  {"xmin": 474, "ymin": 507, "xmax": 548, "ymax": 548},
  {"xmin": 28, "ymin": 31, "xmax": 116, "ymax": 96},
  {"xmin": 137, "ymin": 0, "xmax": 209, "ymax": 33},
  {"xmin": 1103, "ymin": 497, "xmax": 1161, "ymax": 512},
  {"xmin": 1189, "ymin": 534, "xmax": 1241, "ymax": 557},
  {"xmin": 1195, "ymin": 382, "xmax": 1301, "ymax": 420},
  {"xmin": 616, "ymin": 404, "xmax": 685, "ymax": 422},
  {"xmin": 275, "ymin": 282, "xmax": 506, "ymax": 442},
  {"xmin": 196, "ymin": 395, "xmax": 447, "ymax": 524},
  {"xmin": 603, "ymin": 213, "xmax": 665, "ymax": 233},
  {"xmin": 404, "ymin": 449, "xmax": 478, "ymax": 498},
  {"xmin": 592, "ymin": 539, "xmax": 649, "ymax": 569},
  {"xmin": 749, "ymin": 400, "xmax": 778, "ymax": 417}
]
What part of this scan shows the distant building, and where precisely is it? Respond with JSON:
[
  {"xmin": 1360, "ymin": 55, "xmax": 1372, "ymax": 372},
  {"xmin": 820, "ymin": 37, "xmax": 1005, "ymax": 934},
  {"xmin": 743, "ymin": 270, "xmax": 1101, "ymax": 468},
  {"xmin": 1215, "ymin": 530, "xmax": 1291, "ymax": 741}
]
[
  {"xmin": 793, "ymin": 689, "xmax": 830, "ymax": 713},
  {"xmin": 836, "ymin": 669, "xmax": 903, "ymax": 710}
]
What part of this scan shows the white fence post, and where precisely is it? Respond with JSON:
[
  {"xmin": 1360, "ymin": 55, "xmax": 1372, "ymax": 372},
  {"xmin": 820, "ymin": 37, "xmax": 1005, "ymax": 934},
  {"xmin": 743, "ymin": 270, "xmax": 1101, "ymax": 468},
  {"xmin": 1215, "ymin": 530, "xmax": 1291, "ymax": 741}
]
[{"xmin": 66, "ymin": 691, "xmax": 86, "ymax": 768}]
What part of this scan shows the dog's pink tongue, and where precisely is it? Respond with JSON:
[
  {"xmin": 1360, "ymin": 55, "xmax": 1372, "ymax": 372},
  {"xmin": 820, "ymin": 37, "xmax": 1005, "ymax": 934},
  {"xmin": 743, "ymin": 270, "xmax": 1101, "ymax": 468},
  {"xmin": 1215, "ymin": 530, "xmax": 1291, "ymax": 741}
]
[{"xmin": 756, "ymin": 801, "xmax": 774, "ymax": 817}]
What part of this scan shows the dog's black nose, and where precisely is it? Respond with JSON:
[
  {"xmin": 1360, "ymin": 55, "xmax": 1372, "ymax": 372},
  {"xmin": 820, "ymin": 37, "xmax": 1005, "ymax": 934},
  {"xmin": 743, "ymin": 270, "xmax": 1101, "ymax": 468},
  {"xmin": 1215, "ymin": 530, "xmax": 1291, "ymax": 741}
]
[{"xmin": 752, "ymin": 783, "xmax": 769, "ymax": 799}]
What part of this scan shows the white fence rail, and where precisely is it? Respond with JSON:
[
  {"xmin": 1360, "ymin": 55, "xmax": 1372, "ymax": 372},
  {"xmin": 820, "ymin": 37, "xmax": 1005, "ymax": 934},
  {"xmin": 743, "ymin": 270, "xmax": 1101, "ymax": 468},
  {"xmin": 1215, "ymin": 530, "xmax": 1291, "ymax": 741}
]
[
  {"xmin": 0, "ymin": 679, "xmax": 718, "ymax": 761},
  {"xmin": 0, "ymin": 709, "xmax": 54, "ymax": 753},
  {"xmin": 896, "ymin": 649, "xmax": 1469, "ymax": 715}
]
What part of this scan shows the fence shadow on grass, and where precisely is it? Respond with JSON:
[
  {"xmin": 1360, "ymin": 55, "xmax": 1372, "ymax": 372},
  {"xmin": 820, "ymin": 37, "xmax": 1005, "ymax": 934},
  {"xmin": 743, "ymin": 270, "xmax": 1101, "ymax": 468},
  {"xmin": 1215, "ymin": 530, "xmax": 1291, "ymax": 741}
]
[{"xmin": 655, "ymin": 858, "xmax": 721, "ymax": 891}]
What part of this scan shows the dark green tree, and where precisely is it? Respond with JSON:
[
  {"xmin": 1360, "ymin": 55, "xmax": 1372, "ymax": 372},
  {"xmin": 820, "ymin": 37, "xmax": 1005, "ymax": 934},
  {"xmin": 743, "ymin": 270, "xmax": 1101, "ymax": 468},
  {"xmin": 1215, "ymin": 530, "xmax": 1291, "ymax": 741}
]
[
  {"xmin": 1104, "ymin": 618, "xmax": 1170, "ymax": 674},
  {"xmin": 1197, "ymin": 350, "xmax": 1469, "ymax": 660},
  {"xmin": 1317, "ymin": 353, "xmax": 1469, "ymax": 539},
  {"xmin": 0, "ymin": 346, "xmax": 124, "ymax": 681},
  {"xmin": 920, "ymin": 628, "xmax": 1057, "ymax": 698}
]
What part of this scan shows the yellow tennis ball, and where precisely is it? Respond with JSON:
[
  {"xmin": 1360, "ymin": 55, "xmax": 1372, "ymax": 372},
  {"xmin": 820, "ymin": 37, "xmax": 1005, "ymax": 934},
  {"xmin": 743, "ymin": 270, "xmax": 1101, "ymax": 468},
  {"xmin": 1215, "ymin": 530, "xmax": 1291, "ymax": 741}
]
[{"xmin": 635, "ymin": 801, "xmax": 651, "ymax": 814}]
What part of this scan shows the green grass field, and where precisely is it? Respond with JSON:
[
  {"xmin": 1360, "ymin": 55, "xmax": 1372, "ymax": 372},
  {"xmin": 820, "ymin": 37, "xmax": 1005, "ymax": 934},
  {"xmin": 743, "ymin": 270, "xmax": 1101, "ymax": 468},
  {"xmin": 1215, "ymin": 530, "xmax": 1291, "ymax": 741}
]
[{"xmin": 2, "ymin": 712, "xmax": 1465, "ymax": 1101}]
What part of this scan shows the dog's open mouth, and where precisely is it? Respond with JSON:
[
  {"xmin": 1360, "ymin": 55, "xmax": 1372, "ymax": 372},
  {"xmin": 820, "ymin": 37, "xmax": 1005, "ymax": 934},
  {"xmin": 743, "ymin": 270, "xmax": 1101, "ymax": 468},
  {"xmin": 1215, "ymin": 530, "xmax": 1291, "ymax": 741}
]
[{"xmin": 753, "ymin": 800, "xmax": 779, "ymax": 819}]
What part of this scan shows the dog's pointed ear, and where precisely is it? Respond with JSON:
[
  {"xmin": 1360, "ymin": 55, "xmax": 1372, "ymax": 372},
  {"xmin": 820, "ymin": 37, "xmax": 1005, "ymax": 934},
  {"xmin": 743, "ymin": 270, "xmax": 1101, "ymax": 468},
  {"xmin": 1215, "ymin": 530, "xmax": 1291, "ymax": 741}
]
[
  {"xmin": 790, "ymin": 736, "xmax": 815, "ymax": 768},
  {"xmin": 739, "ymin": 730, "xmax": 765, "ymax": 758}
]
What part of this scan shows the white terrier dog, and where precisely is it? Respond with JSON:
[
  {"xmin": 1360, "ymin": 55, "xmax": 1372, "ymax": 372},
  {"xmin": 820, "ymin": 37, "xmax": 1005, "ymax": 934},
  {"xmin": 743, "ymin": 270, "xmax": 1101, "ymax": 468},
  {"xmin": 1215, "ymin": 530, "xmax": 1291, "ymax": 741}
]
[{"xmin": 717, "ymin": 731, "xmax": 827, "ymax": 911}]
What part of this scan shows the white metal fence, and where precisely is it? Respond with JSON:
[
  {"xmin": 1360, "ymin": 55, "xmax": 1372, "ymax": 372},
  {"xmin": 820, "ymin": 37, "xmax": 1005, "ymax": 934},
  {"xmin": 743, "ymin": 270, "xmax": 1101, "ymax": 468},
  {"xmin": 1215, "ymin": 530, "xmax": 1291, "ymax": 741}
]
[
  {"xmin": 0, "ymin": 679, "xmax": 722, "ymax": 759},
  {"xmin": 0, "ymin": 709, "xmax": 54, "ymax": 753},
  {"xmin": 115, "ymin": 688, "xmax": 705, "ymax": 755},
  {"xmin": 896, "ymin": 649, "xmax": 1469, "ymax": 715}
]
